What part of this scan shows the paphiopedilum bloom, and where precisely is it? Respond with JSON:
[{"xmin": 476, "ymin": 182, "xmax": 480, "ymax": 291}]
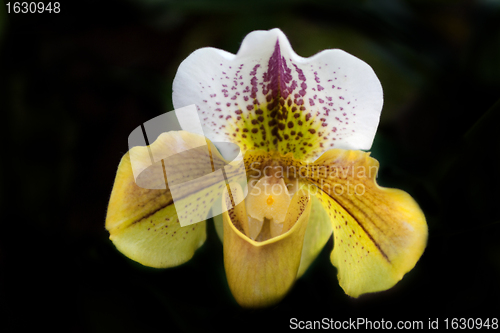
[{"xmin": 106, "ymin": 29, "xmax": 427, "ymax": 308}]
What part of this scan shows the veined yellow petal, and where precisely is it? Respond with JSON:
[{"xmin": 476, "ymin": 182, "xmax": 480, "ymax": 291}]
[
  {"xmin": 309, "ymin": 149, "xmax": 427, "ymax": 297},
  {"xmin": 106, "ymin": 131, "xmax": 236, "ymax": 268},
  {"xmin": 222, "ymin": 183, "xmax": 311, "ymax": 307}
]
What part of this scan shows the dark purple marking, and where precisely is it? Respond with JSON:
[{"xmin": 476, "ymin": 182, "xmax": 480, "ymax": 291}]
[
  {"xmin": 250, "ymin": 76, "xmax": 259, "ymax": 99},
  {"xmin": 262, "ymin": 40, "xmax": 295, "ymax": 100},
  {"xmin": 299, "ymin": 82, "xmax": 307, "ymax": 97},
  {"xmin": 314, "ymin": 71, "xmax": 320, "ymax": 83}
]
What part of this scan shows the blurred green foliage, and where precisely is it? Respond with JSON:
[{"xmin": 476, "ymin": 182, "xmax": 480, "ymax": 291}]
[{"xmin": 1, "ymin": 0, "xmax": 500, "ymax": 332}]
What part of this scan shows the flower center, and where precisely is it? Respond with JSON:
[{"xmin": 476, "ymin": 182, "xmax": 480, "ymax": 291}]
[
  {"xmin": 246, "ymin": 176, "xmax": 291, "ymax": 222},
  {"xmin": 241, "ymin": 161, "xmax": 296, "ymax": 241}
]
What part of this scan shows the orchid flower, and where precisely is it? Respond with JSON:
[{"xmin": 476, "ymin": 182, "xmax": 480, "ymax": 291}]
[{"xmin": 105, "ymin": 29, "xmax": 427, "ymax": 308}]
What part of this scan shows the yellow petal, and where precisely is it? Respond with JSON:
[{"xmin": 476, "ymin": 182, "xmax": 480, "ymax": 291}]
[
  {"xmin": 212, "ymin": 197, "xmax": 224, "ymax": 242},
  {"xmin": 309, "ymin": 149, "xmax": 427, "ymax": 297},
  {"xmin": 222, "ymin": 183, "xmax": 311, "ymax": 307},
  {"xmin": 105, "ymin": 131, "xmax": 235, "ymax": 268},
  {"xmin": 296, "ymin": 195, "xmax": 333, "ymax": 278}
]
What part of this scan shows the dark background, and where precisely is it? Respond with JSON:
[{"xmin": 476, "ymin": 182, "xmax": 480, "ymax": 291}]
[{"xmin": 1, "ymin": 0, "xmax": 500, "ymax": 332}]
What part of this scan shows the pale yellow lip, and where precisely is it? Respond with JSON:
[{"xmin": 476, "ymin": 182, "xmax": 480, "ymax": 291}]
[{"xmin": 221, "ymin": 182, "xmax": 312, "ymax": 308}]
